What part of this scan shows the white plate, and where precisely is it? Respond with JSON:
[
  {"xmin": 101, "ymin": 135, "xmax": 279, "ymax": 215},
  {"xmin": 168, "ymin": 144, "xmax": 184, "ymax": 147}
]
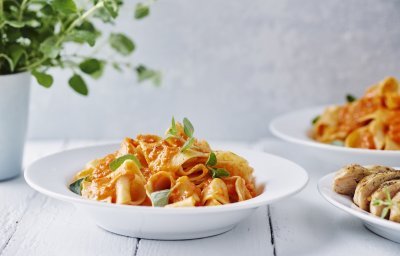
[
  {"xmin": 24, "ymin": 144, "xmax": 308, "ymax": 240},
  {"xmin": 270, "ymin": 106, "xmax": 400, "ymax": 167},
  {"xmin": 318, "ymin": 172, "xmax": 400, "ymax": 243}
]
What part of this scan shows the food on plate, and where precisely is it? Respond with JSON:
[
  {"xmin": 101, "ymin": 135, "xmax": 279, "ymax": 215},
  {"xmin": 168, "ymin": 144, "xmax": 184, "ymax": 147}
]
[
  {"xmin": 333, "ymin": 164, "xmax": 394, "ymax": 195},
  {"xmin": 333, "ymin": 164, "xmax": 400, "ymax": 221},
  {"xmin": 69, "ymin": 117, "xmax": 256, "ymax": 207},
  {"xmin": 312, "ymin": 77, "xmax": 400, "ymax": 150}
]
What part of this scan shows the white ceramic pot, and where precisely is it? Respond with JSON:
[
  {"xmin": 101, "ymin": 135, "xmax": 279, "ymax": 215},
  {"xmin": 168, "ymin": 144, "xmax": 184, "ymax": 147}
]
[{"xmin": 0, "ymin": 72, "xmax": 31, "ymax": 180}]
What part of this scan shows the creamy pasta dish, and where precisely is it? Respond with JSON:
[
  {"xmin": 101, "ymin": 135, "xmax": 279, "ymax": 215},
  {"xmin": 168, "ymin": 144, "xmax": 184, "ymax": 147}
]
[
  {"xmin": 69, "ymin": 118, "xmax": 256, "ymax": 207},
  {"xmin": 312, "ymin": 77, "xmax": 400, "ymax": 150}
]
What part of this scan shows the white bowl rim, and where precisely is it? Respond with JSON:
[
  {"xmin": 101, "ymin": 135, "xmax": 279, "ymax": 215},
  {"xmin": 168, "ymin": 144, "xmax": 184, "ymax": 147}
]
[
  {"xmin": 270, "ymin": 105, "xmax": 400, "ymax": 156},
  {"xmin": 318, "ymin": 172, "xmax": 400, "ymax": 231},
  {"xmin": 24, "ymin": 143, "xmax": 309, "ymax": 214}
]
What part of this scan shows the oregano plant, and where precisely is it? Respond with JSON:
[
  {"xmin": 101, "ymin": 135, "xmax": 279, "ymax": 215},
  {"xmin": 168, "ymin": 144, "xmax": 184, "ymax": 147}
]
[{"xmin": 0, "ymin": 0, "xmax": 160, "ymax": 95}]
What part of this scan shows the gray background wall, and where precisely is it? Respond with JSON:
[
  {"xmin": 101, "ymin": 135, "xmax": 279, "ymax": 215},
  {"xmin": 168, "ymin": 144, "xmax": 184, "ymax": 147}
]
[{"xmin": 28, "ymin": 0, "xmax": 400, "ymax": 141}]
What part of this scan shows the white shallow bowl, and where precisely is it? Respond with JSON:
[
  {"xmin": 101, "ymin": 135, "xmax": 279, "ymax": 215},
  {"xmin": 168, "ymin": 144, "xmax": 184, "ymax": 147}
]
[
  {"xmin": 24, "ymin": 144, "xmax": 308, "ymax": 240},
  {"xmin": 318, "ymin": 172, "xmax": 400, "ymax": 243},
  {"xmin": 270, "ymin": 106, "xmax": 400, "ymax": 167}
]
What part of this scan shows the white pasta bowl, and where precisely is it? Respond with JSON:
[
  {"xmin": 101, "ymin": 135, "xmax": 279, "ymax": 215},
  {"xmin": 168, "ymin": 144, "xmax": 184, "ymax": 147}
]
[
  {"xmin": 270, "ymin": 106, "xmax": 400, "ymax": 167},
  {"xmin": 318, "ymin": 172, "xmax": 400, "ymax": 243},
  {"xmin": 24, "ymin": 143, "xmax": 308, "ymax": 240}
]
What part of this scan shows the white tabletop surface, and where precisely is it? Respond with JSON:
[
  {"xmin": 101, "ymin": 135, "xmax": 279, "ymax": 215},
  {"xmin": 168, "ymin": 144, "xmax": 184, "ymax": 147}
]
[{"xmin": 1, "ymin": 138, "xmax": 400, "ymax": 256}]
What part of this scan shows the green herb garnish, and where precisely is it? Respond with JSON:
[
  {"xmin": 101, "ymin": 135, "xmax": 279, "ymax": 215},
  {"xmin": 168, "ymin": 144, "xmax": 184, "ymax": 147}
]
[
  {"xmin": 109, "ymin": 154, "xmax": 141, "ymax": 171},
  {"xmin": 312, "ymin": 115, "xmax": 320, "ymax": 125},
  {"xmin": 372, "ymin": 187, "xmax": 393, "ymax": 218},
  {"xmin": 331, "ymin": 140, "xmax": 344, "ymax": 147},
  {"xmin": 166, "ymin": 117, "xmax": 178, "ymax": 138},
  {"xmin": 205, "ymin": 151, "xmax": 230, "ymax": 178},
  {"xmin": 346, "ymin": 94, "xmax": 357, "ymax": 103},
  {"xmin": 181, "ymin": 137, "xmax": 195, "ymax": 152},
  {"xmin": 209, "ymin": 168, "xmax": 230, "ymax": 179},
  {"xmin": 135, "ymin": 3, "xmax": 150, "ymax": 19},
  {"xmin": 69, "ymin": 178, "xmax": 85, "ymax": 195},
  {"xmin": 206, "ymin": 152, "xmax": 217, "ymax": 167},
  {"xmin": 150, "ymin": 189, "xmax": 171, "ymax": 207},
  {"xmin": 183, "ymin": 117, "xmax": 194, "ymax": 138}
]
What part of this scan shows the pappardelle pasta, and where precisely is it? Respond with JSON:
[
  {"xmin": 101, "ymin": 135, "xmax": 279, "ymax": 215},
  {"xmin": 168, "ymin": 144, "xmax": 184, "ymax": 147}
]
[
  {"xmin": 312, "ymin": 77, "xmax": 400, "ymax": 150},
  {"xmin": 69, "ymin": 118, "xmax": 256, "ymax": 207}
]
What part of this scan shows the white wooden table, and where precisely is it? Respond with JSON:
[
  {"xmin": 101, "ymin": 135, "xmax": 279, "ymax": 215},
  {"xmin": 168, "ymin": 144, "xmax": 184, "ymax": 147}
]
[{"xmin": 1, "ymin": 139, "xmax": 400, "ymax": 256}]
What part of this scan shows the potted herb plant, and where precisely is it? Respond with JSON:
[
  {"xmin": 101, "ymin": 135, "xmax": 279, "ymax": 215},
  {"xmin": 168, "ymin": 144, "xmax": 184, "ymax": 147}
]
[{"xmin": 0, "ymin": 0, "xmax": 160, "ymax": 180}]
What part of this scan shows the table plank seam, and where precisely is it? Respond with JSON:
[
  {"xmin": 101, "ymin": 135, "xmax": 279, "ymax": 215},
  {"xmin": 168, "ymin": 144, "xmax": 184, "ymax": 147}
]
[
  {"xmin": 267, "ymin": 206, "xmax": 277, "ymax": 256},
  {"xmin": 0, "ymin": 191, "xmax": 39, "ymax": 256},
  {"xmin": 133, "ymin": 238, "xmax": 141, "ymax": 256}
]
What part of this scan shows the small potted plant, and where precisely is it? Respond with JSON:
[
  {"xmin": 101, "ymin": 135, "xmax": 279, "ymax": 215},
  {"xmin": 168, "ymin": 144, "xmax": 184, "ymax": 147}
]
[{"xmin": 0, "ymin": 0, "xmax": 160, "ymax": 180}]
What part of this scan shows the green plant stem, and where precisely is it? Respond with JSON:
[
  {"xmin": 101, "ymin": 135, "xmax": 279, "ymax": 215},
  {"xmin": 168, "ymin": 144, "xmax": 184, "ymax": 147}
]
[
  {"xmin": 64, "ymin": 54, "xmax": 133, "ymax": 68},
  {"xmin": 19, "ymin": 0, "xmax": 105, "ymax": 72},
  {"xmin": 0, "ymin": 0, "xmax": 3, "ymax": 18},
  {"xmin": 18, "ymin": 0, "xmax": 29, "ymax": 21}
]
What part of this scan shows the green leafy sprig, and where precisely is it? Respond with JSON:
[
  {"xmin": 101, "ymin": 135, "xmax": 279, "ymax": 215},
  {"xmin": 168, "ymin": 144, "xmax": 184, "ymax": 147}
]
[
  {"xmin": 166, "ymin": 117, "xmax": 196, "ymax": 152},
  {"xmin": 0, "ymin": 0, "xmax": 160, "ymax": 95},
  {"xmin": 109, "ymin": 154, "xmax": 142, "ymax": 171},
  {"xmin": 206, "ymin": 152, "xmax": 230, "ymax": 179},
  {"xmin": 372, "ymin": 187, "xmax": 395, "ymax": 219},
  {"xmin": 150, "ymin": 189, "xmax": 171, "ymax": 207},
  {"xmin": 69, "ymin": 177, "xmax": 85, "ymax": 195},
  {"xmin": 346, "ymin": 94, "xmax": 357, "ymax": 103}
]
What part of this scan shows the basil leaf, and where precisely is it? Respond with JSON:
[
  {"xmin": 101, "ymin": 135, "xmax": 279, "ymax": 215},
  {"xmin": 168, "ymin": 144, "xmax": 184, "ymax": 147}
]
[
  {"xmin": 109, "ymin": 33, "xmax": 135, "ymax": 55},
  {"xmin": 206, "ymin": 152, "xmax": 217, "ymax": 167},
  {"xmin": 52, "ymin": 0, "xmax": 78, "ymax": 15},
  {"xmin": 346, "ymin": 94, "xmax": 356, "ymax": 103},
  {"xmin": 331, "ymin": 140, "xmax": 344, "ymax": 147},
  {"xmin": 104, "ymin": 0, "xmax": 119, "ymax": 18},
  {"xmin": 69, "ymin": 74, "xmax": 88, "ymax": 96},
  {"xmin": 135, "ymin": 3, "xmax": 150, "ymax": 19},
  {"xmin": 135, "ymin": 65, "xmax": 161, "ymax": 86},
  {"xmin": 109, "ymin": 154, "xmax": 142, "ymax": 171},
  {"xmin": 381, "ymin": 207, "xmax": 389, "ymax": 219},
  {"xmin": 79, "ymin": 58, "xmax": 102, "ymax": 75},
  {"xmin": 210, "ymin": 168, "xmax": 230, "ymax": 179},
  {"xmin": 150, "ymin": 189, "xmax": 170, "ymax": 207},
  {"xmin": 168, "ymin": 117, "xmax": 177, "ymax": 136},
  {"xmin": 183, "ymin": 117, "xmax": 194, "ymax": 137},
  {"xmin": 32, "ymin": 70, "xmax": 53, "ymax": 88},
  {"xmin": 311, "ymin": 115, "xmax": 320, "ymax": 125},
  {"xmin": 181, "ymin": 137, "xmax": 194, "ymax": 152},
  {"xmin": 69, "ymin": 178, "xmax": 85, "ymax": 195},
  {"xmin": 39, "ymin": 36, "xmax": 61, "ymax": 59}
]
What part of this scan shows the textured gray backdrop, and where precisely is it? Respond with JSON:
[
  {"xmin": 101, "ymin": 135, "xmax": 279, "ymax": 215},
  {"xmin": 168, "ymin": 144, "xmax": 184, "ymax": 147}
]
[{"xmin": 28, "ymin": 0, "xmax": 400, "ymax": 141}]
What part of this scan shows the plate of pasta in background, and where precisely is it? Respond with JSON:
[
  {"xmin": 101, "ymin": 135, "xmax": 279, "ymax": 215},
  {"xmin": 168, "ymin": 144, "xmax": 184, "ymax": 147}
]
[
  {"xmin": 270, "ymin": 77, "xmax": 400, "ymax": 167},
  {"xmin": 25, "ymin": 118, "xmax": 308, "ymax": 240}
]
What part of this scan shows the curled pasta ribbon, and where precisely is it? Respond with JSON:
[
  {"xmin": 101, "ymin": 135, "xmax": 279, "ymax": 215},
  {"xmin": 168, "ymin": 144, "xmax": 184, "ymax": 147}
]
[
  {"xmin": 368, "ymin": 119, "xmax": 386, "ymax": 150},
  {"xmin": 365, "ymin": 77, "xmax": 399, "ymax": 98},
  {"xmin": 165, "ymin": 196, "xmax": 199, "ymax": 208},
  {"xmin": 313, "ymin": 106, "xmax": 341, "ymax": 142},
  {"xmin": 81, "ymin": 159, "xmax": 142, "ymax": 201},
  {"xmin": 214, "ymin": 151, "xmax": 254, "ymax": 186},
  {"xmin": 169, "ymin": 176, "xmax": 200, "ymax": 205},
  {"xmin": 116, "ymin": 175, "xmax": 132, "ymax": 204},
  {"xmin": 178, "ymin": 164, "xmax": 209, "ymax": 185},
  {"xmin": 201, "ymin": 178, "xmax": 230, "ymax": 206},
  {"xmin": 345, "ymin": 126, "xmax": 375, "ymax": 149},
  {"xmin": 223, "ymin": 176, "xmax": 253, "ymax": 202},
  {"xmin": 145, "ymin": 171, "xmax": 175, "ymax": 196},
  {"xmin": 115, "ymin": 174, "xmax": 147, "ymax": 205}
]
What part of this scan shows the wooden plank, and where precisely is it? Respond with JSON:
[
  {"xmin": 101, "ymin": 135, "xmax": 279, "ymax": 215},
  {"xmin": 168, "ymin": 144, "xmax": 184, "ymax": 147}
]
[
  {"xmin": 137, "ymin": 206, "xmax": 274, "ymax": 256},
  {"xmin": 0, "ymin": 140, "xmax": 137, "ymax": 256},
  {"xmin": 256, "ymin": 139, "xmax": 400, "ymax": 256},
  {"xmin": 0, "ymin": 140, "xmax": 64, "ymax": 253}
]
